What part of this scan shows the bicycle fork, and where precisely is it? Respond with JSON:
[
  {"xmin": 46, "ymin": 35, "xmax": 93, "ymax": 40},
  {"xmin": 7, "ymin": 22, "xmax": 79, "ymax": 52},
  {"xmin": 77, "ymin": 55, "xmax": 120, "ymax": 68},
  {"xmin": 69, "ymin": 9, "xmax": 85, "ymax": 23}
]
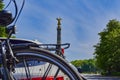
[
  {"xmin": 0, "ymin": 40, "xmax": 17, "ymax": 80},
  {"xmin": 0, "ymin": 41, "xmax": 11, "ymax": 80}
]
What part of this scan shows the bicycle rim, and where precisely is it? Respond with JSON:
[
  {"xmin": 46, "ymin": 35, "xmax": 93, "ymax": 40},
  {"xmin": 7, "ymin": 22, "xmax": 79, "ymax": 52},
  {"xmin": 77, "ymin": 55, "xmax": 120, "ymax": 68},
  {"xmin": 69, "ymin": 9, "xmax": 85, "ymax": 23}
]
[{"xmin": 12, "ymin": 47, "xmax": 83, "ymax": 80}]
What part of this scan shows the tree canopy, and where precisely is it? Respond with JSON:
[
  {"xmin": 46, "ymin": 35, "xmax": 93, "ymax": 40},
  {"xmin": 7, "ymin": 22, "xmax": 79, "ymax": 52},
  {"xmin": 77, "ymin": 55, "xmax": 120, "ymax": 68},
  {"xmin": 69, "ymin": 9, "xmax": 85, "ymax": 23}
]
[
  {"xmin": 0, "ymin": 1, "xmax": 4, "ymax": 10},
  {"xmin": 94, "ymin": 19, "xmax": 120, "ymax": 76},
  {"xmin": 0, "ymin": 1, "xmax": 7, "ymax": 37},
  {"xmin": 71, "ymin": 59, "xmax": 98, "ymax": 73}
]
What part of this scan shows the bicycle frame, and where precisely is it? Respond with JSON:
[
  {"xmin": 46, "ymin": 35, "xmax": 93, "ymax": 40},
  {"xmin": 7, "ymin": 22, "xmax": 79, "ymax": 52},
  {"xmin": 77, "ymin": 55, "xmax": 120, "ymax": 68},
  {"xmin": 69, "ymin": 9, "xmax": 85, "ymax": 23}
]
[
  {"xmin": 0, "ymin": 25, "xmax": 70, "ymax": 80},
  {"xmin": 0, "ymin": 25, "xmax": 17, "ymax": 80},
  {"xmin": 0, "ymin": 1, "xmax": 71, "ymax": 79},
  {"xmin": 0, "ymin": 0, "xmax": 88, "ymax": 80}
]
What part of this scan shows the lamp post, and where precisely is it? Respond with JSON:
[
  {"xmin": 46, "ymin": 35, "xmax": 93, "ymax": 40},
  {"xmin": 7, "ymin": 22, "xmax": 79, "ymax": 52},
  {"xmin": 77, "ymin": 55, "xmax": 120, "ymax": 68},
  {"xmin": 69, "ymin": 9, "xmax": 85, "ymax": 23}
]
[{"xmin": 56, "ymin": 18, "xmax": 62, "ymax": 56}]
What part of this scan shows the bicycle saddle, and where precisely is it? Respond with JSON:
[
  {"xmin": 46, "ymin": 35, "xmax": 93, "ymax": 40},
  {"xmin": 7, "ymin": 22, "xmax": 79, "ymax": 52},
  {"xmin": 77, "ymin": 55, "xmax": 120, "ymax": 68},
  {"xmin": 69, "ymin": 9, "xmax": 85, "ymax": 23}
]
[{"xmin": 0, "ymin": 10, "xmax": 13, "ymax": 26}]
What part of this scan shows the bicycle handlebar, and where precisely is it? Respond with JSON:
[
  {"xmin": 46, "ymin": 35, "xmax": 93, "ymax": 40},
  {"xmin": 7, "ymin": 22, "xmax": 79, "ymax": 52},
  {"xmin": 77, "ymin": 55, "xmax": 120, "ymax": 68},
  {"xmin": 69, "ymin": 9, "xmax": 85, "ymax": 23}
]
[{"xmin": 0, "ymin": 0, "xmax": 25, "ymax": 26}]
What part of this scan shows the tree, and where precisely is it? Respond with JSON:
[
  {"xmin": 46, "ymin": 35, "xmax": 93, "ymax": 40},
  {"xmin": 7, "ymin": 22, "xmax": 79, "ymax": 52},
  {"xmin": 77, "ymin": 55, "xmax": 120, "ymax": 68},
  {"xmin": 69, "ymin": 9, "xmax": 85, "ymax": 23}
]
[
  {"xmin": 71, "ymin": 59, "xmax": 98, "ymax": 73},
  {"xmin": 71, "ymin": 60, "xmax": 83, "ymax": 67},
  {"xmin": 0, "ymin": 1, "xmax": 7, "ymax": 37},
  {"xmin": 0, "ymin": 1, "xmax": 4, "ymax": 10},
  {"xmin": 94, "ymin": 19, "xmax": 120, "ymax": 75}
]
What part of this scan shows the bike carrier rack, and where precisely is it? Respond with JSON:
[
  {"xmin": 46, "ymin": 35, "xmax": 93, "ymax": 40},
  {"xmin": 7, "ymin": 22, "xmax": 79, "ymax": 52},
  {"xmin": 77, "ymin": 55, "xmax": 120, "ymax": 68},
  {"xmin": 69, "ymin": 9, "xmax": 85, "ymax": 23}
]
[{"xmin": 38, "ymin": 43, "xmax": 70, "ymax": 51}]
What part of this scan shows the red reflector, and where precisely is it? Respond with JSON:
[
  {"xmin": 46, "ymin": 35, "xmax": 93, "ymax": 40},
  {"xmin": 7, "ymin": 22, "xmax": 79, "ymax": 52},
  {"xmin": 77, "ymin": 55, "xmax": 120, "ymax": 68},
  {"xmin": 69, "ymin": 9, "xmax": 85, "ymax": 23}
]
[{"xmin": 61, "ymin": 48, "xmax": 64, "ymax": 54}]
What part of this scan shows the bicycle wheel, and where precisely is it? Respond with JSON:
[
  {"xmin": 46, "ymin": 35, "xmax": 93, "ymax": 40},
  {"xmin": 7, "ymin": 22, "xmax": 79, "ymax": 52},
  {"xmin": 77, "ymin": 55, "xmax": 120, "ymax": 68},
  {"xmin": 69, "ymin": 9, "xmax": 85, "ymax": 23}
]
[{"xmin": 12, "ymin": 47, "xmax": 84, "ymax": 80}]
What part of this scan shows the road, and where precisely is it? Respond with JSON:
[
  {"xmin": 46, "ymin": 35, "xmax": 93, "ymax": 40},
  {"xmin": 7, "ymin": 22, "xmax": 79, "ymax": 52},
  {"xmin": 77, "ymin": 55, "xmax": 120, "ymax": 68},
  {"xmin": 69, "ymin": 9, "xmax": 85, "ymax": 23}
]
[{"xmin": 81, "ymin": 74, "xmax": 120, "ymax": 80}]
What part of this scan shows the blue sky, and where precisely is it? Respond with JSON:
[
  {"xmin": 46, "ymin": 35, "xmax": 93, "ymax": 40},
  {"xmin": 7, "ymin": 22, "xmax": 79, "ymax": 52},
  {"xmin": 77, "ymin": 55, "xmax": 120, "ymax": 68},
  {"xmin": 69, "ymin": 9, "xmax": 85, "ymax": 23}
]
[{"xmin": 4, "ymin": 0, "xmax": 120, "ymax": 61}]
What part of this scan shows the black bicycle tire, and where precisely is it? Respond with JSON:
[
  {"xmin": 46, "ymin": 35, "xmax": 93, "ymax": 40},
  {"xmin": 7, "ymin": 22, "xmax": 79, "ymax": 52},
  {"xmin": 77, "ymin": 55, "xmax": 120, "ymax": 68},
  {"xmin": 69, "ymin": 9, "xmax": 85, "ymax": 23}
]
[{"xmin": 12, "ymin": 47, "xmax": 84, "ymax": 80}]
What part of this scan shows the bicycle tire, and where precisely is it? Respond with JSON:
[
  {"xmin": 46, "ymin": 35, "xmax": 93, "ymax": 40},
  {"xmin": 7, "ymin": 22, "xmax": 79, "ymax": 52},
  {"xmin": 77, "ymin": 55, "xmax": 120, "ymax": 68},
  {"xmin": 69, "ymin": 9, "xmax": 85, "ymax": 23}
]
[{"xmin": 11, "ymin": 47, "xmax": 84, "ymax": 80}]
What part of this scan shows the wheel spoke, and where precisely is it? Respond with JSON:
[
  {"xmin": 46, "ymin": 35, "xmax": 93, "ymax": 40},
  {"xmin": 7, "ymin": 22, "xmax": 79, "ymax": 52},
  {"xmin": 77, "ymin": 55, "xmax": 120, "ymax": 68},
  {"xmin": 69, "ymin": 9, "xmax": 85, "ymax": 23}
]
[{"xmin": 23, "ymin": 58, "xmax": 31, "ymax": 79}]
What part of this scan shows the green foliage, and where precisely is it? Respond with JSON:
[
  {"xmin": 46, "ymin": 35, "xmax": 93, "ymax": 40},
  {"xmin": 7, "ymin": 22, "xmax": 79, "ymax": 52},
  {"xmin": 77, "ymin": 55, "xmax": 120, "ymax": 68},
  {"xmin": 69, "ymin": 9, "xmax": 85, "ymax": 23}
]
[
  {"xmin": 71, "ymin": 60, "xmax": 83, "ymax": 67},
  {"xmin": 0, "ymin": 1, "xmax": 15, "ymax": 38},
  {"xmin": 94, "ymin": 19, "xmax": 120, "ymax": 76},
  {"xmin": 0, "ymin": 1, "xmax": 4, "ymax": 10},
  {"xmin": 71, "ymin": 59, "xmax": 99, "ymax": 73},
  {"xmin": 0, "ymin": 27, "xmax": 7, "ymax": 37},
  {"xmin": 0, "ymin": 1, "xmax": 7, "ymax": 37}
]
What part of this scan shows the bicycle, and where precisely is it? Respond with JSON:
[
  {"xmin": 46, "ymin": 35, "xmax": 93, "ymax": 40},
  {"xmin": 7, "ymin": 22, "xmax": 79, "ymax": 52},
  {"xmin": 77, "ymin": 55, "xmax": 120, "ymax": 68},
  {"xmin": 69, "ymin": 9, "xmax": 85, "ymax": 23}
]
[{"xmin": 0, "ymin": 0, "xmax": 85, "ymax": 80}]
